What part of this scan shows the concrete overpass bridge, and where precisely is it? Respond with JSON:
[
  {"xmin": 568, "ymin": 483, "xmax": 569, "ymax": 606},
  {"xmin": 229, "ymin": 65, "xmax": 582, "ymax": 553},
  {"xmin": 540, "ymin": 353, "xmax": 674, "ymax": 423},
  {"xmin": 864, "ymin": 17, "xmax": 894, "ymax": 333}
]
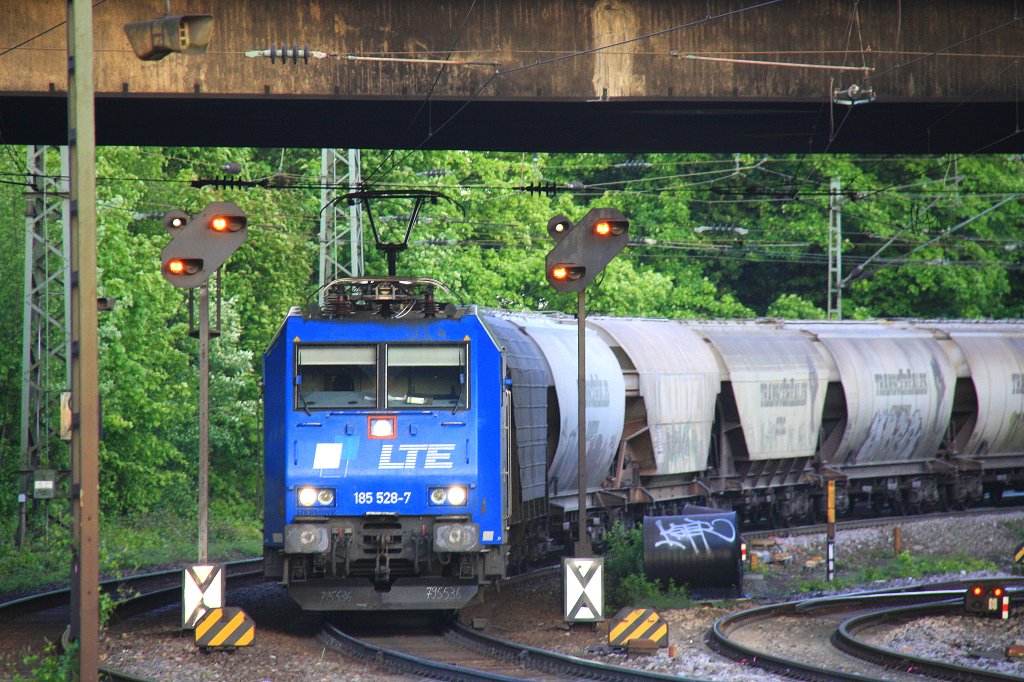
[{"xmin": 0, "ymin": 0, "xmax": 1021, "ymax": 153}]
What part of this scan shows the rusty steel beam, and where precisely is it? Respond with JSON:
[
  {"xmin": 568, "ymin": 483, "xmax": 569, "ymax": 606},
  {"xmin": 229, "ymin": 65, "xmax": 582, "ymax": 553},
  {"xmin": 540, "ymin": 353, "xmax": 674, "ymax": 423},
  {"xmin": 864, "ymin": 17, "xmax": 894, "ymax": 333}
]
[{"xmin": 1, "ymin": 1, "xmax": 1021, "ymax": 151}]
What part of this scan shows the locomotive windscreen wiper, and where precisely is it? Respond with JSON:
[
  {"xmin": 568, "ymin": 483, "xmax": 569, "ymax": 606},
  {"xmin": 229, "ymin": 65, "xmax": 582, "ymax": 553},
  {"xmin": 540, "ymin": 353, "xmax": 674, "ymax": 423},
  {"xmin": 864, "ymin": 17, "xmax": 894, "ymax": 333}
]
[
  {"xmin": 296, "ymin": 379, "xmax": 312, "ymax": 415},
  {"xmin": 452, "ymin": 372, "xmax": 466, "ymax": 414}
]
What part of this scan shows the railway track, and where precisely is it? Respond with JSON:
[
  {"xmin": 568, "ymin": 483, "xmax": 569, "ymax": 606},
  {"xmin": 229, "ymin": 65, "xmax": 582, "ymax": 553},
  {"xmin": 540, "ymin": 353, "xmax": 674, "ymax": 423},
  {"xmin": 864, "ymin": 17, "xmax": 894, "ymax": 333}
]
[
  {"xmin": 0, "ymin": 559, "xmax": 263, "ymax": 681},
  {"xmin": 2, "ymin": 506, "xmax": 1020, "ymax": 680},
  {"xmin": 319, "ymin": 615, "xmax": 698, "ymax": 682},
  {"xmin": 709, "ymin": 580, "xmax": 1024, "ymax": 682}
]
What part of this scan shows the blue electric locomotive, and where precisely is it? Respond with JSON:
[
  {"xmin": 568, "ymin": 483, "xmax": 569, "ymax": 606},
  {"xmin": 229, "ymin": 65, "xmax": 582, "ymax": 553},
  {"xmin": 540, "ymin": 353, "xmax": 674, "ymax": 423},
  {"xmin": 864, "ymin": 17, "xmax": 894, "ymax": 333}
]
[{"xmin": 262, "ymin": 277, "xmax": 508, "ymax": 610}]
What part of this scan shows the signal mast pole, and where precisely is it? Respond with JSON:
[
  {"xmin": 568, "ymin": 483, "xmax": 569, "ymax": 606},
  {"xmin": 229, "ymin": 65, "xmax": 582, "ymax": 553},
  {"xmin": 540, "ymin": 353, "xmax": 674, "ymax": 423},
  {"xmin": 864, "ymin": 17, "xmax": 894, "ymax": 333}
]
[{"xmin": 576, "ymin": 290, "xmax": 588, "ymax": 556}]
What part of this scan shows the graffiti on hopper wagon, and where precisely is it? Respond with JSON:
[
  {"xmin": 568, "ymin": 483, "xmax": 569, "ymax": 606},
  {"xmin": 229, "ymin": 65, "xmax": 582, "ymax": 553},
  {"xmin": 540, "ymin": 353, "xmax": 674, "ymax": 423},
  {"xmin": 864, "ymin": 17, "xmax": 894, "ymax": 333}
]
[{"xmin": 654, "ymin": 517, "xmax": 737, "ymax": 553}]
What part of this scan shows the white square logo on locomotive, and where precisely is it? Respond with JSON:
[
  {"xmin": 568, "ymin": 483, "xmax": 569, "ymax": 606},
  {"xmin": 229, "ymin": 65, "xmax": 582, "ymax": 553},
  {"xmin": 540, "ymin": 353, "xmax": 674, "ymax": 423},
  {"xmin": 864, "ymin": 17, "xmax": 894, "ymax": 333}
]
[
  {"xmin": 312, "ymin": 442, "xmax": 343, "ymax": 469},
  {"xmin": 378, "ymin": 443, "xmax": 456, "ymax": 469}
]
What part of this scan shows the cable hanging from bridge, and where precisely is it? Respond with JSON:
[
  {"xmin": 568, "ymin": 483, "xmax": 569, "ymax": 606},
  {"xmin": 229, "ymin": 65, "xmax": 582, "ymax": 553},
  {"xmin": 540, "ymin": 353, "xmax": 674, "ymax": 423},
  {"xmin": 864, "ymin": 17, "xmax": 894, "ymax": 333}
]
[{"xmin": 672, "ymin": 53, "xmax": 873, "ymax": 72}]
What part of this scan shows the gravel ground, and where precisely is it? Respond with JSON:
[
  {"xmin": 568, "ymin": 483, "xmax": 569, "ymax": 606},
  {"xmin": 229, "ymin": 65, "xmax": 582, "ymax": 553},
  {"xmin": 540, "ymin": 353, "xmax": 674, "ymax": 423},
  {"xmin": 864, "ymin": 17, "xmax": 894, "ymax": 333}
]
[
  {"xmin": 460, "ymin": 509, "xmax": 1024, "ymax": 682},
  {"xmin": 93, "ymin": 509, "xmax": 1024, "ymax": 681}
]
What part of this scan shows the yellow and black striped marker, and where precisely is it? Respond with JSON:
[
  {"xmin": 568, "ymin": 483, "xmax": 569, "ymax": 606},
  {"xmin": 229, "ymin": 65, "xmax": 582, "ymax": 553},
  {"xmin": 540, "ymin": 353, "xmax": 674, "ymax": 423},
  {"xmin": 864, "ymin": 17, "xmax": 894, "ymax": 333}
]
[
  {"xmin": 608, "ymin": 607, "xmax": 668, "ymax": 648},
  {"xmin": 1014, "ymin": 542, "xmax": 1024, "ymax": 565},
  {"xmin": 195, "ymin": 607, "xmax": 255, "ymax": 649}
]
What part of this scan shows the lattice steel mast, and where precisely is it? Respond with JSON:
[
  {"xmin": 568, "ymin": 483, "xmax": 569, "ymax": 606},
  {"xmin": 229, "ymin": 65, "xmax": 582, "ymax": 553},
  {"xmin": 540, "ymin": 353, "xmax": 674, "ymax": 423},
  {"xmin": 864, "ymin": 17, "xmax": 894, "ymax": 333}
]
[
  {"xmin": 17, "ymin": 145, "xmax": 71, "ymax": 546},
  {"xmin": 319, "ymin": 149, "xmax": 364, "ymax": 305}
]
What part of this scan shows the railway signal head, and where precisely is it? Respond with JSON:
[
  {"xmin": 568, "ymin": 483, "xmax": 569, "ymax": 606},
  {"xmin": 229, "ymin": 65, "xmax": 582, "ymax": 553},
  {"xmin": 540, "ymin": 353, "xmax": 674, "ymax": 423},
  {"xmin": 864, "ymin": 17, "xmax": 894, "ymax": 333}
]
[
  {"xmin": 124, "ymin": 14, "xmax": 215, "ymax": 61},
  {"xmin": 161, "ymin": 202, "xmax": 248, "ymax": 288},
  {"xmin": 547, "ymin": 214, "xmax": 573, "ymax": 242},
  {"xmin": 545, "ymin": 208, "xmax": 629, "ymax": 292},
  {"xmin": 550, "ymin": 264, "xmax": 586, "ymax": 284},
  {"xmin": 163, "ymin": 210, "xmax": 189, "ymax": 234},
  {"xmin": 166, "ymin": 258, "xmax": 203, "ymax": 277},
  {"xmin": 965, "ymin": 582, "xmax": 1009, "ymax": 617}
]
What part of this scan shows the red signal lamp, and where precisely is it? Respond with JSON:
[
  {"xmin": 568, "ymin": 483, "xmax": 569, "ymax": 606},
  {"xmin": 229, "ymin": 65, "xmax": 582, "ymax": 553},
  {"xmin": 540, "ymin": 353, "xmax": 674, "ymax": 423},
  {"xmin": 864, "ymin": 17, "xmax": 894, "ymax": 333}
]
[
  {"xmin": 972, "ymin": 586, "xmax": 983, "ymax": 596},
  {"xmin": 593, "ymin": 219, "xmax": 627, "ymax": 237},
  {"xmin": 551, "ymin": 264, "xmax": 585, "ymax": 282},
  {"xmin": 210, "ymin": 215, "xmax": 245, "ymax": 232},
  {"xmin": 166, "ymin": 258, "xmax": 203, "ymax": 276}
]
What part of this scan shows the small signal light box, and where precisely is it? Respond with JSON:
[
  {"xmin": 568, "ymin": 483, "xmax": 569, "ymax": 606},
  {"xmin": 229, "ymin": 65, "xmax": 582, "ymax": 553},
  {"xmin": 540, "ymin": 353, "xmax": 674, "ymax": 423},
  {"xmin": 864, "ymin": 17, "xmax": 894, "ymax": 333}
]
[{"xmin": 965, "ymin": 582, "xmax": 1010, "ymax": 619}]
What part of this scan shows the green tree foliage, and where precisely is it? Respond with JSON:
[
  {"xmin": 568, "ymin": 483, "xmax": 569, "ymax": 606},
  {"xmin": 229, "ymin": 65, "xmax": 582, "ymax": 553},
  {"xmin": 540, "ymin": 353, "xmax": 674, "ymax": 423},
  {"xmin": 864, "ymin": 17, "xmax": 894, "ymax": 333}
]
[{"xmin": 1, "ymin": 146, "xmax": 1022, "ymax": 535}]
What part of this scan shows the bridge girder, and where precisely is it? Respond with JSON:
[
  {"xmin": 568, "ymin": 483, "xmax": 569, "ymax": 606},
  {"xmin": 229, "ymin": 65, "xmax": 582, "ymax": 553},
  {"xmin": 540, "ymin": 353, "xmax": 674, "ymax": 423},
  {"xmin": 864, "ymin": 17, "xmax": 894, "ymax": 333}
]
[{"xmin": 0, "ymin": 0, "xmax": 1021, "ymax": 153}]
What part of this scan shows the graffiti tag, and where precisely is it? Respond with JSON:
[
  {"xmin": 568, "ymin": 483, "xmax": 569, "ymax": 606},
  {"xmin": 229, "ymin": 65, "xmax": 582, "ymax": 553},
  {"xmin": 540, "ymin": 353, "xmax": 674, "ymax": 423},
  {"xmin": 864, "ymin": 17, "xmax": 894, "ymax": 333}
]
[{"xmin": 654, "ymin": 517, "xmax": 737, "ymax": 553}]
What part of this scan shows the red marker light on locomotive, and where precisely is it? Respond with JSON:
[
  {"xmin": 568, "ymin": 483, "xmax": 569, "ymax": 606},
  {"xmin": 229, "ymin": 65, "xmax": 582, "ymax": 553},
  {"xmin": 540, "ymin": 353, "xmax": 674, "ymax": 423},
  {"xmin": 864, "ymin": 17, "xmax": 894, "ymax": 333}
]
[
  {"xmin": 972, "ymin": 586, "xmax": 983, "ymax": 596},
  {"xmin": 994, "ymin": 587, "xmax": 1004, "ymax": 597}
]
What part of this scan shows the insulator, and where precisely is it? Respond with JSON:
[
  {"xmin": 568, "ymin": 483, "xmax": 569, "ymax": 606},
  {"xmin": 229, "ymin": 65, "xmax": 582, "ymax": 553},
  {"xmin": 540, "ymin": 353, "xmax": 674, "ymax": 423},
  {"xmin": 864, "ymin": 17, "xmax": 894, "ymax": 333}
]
[
  {"xmin": 333, "ymin": 295, "xmax": 354, "ymax": 317},
  {"xmin": 321, "ymin": 291, "xmax": 352, "ymax": 318},
  {"xmin": 422, "ymin": 290, "xmax": 439, "ymax": 318}
]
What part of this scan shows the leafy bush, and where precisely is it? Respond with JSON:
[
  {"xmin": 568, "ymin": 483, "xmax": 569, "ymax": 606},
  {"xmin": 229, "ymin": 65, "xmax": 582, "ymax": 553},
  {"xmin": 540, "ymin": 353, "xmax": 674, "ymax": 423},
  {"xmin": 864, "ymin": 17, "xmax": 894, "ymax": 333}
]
[
  {"xmin": 0, "ymin": 508, "xmax": 260, "ymax": 595},
  {"xmin": 14, "ymin": 640, "xmax": 78, "ymax": 682},
  {"xmin": 603, "ymin": 521, "xmax": 692, "ymax": 610}
]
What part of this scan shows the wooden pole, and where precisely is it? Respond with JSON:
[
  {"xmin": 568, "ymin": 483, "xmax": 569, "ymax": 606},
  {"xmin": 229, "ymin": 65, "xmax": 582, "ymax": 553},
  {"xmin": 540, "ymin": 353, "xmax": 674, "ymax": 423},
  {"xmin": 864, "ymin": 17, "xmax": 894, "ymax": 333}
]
[{"xmin": 68, "ymin": 1, "xmax": 100, "ymax": 677}]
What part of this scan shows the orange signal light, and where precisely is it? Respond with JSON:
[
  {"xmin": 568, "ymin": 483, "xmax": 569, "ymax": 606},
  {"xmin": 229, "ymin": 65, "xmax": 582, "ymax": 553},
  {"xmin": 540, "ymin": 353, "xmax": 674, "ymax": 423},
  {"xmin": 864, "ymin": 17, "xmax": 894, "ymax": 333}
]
[
  {"xmin": 211, "ymin": 216, "xmax": 229, "ymax": 232},
  {"xmin": 594, "ymin": 220, "xmax": 612, "ymax": 236},
  {"xmin": 166, "ymin": 258, "xmax": 202, "ymax": 276},
  {"xmin": 552, "ymin": 265, "xmax": 569, "ymax": 280}
]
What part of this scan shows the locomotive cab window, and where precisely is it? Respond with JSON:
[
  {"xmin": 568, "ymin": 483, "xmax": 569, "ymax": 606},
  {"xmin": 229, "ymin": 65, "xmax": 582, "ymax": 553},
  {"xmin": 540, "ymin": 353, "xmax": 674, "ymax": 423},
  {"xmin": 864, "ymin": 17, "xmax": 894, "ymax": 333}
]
[
  {"xmin": 386, "ymin": 345, "xmax": 468, "ymax": 409},
  {"xmin": 295, "ymin": 345, "xmax": 377, "ymax": 410}
]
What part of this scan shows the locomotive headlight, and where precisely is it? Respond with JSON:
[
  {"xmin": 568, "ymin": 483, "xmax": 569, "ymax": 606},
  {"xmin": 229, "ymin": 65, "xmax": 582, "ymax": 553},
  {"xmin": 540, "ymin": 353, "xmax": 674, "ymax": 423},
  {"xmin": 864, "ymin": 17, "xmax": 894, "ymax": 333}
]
[
  {"xmin": 368, "ymin": 415, "xmax": 396, "ymax": 439},
  {"xmin": 434, "ymin": 522, "xmax": 479, "ymax": 552},
  {"xmin": 297, "ymin": 486, "xmax": 336, "ymax": 507},
  {"xmin": 445, "ymin": 485, "xmax": 468, "ymax": 506},
  {"xmin": 428, "ymin": 485, "xmax": 468, "ymax": 506},
  {"xmin": 297, "ymin": 486, "xmax": 318, "ymax": 507}
]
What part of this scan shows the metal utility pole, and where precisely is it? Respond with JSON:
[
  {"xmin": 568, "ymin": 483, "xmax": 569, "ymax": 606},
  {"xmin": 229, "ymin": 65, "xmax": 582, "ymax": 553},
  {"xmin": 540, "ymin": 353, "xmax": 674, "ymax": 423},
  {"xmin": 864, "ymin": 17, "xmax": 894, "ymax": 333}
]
[
  {"xmin": 319, "ymin": 149, "xmax": 364, "ymax": 305},
  {"xmin": 575, "ymin": 291, "xmax": 588, "ymax": 557},
  {"xmin": 827, "ymin": 177, "xmax": 843, "ymax": 320},
  {"xmin": 198, "ymin": 282, "xmax": 210, "ymax": 563},
  {"xmin": 18, "ymin": 145, "xmax": 71, "ymax": 547},
  {"xmin": 67, "ymin": 0, "xmax": 101, "ymax": 677}
]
